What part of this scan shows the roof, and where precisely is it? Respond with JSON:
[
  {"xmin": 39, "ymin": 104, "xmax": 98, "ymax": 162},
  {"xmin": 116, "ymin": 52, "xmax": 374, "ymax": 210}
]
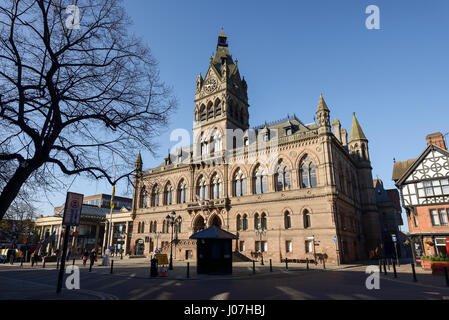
[
  {"xmin": 392, "ymin": 159, "xmax": 416, "ymax": 181},
  {"xmin": 189, "ymin": 226, "xmax": 238, "ymax": 240},
  {"xmin": 386, "ymin": 189, "xmax": 402, "ymax": 212},
  {"xmin": 316, "ymin": 94, "xmax": 329, "ymax": 112},
  {"xmin": 349, "ymin": 113, "xmax": 367, "ymax": 142}
]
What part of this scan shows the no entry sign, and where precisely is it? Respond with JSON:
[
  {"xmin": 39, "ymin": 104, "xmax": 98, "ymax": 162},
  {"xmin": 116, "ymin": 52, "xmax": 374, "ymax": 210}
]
[{"xmin": 62, "ymin": 192, "xmax": 84, "ymax": 226}]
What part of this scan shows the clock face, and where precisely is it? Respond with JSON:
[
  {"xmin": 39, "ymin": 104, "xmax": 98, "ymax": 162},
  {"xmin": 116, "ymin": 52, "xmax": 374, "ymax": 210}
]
[{"xmin": 204, "ymin": 78, "xmax": 218, "ymax": 94}]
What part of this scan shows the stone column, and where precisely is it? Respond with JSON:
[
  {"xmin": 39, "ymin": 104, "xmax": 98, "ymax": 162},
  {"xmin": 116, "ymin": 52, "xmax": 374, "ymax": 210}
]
[
  {"xmin": 94, "ymin": 222, "xmax": 100, "ymax": 253},
  {"xmin": 124, "ymin": 221, "xmax": 129, "ymax": 255}
]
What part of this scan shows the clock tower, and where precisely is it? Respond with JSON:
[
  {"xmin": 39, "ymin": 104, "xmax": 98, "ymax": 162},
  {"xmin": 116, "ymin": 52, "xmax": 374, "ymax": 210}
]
[{"xmin": 193, "ymin": 30, "xmax": 249, "ymax": 161}]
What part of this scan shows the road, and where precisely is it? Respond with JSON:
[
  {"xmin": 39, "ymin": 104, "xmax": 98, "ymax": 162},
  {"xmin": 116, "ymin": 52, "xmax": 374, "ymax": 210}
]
[{"xmin": 1, "ymin": 263, "xmax": 449, "ymax": 300}]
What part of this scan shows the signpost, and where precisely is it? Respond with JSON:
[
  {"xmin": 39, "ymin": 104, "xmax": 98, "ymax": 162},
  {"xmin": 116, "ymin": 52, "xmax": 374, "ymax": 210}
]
[
  {"xmin": 333, "ymin": 236, "xmax": 340, "ymax": 266},
  {"xmin": 392, "ymin": 234, "xmax": 400, "ymax": 267},
  {"xmin": 56, "ymin": 192, "xmax": 84, "ymax": 294}
]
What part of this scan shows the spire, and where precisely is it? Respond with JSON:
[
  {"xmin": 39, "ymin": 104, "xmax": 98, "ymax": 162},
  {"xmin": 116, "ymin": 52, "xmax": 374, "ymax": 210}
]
[
  {"xmin": 316, "ymin": 93, "xmax": 329, "ymax": 112},
  {"xmin": 349, "ymin": 112, "xmax": 367, "ymax": 142},
  {"xmin": 135, "ymin": 152, "xmax": 142, "ymax": 172},
  {"xmin": 135, "ymin": 151, "xmax": 142, "ymax": 164},
  {"xmin": 217, "ymin": 28, "xmax": 228, "ymax": 49}
]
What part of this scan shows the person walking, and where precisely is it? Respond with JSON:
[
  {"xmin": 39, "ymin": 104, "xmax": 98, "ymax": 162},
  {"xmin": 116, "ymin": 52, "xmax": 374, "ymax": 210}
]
[
  {"xmin": 82, "ymin": 248, "xmax": 89, "ymax": 266},
  {"xmin": 89, "ymin": 249, "xmax": 97, "ymax": 269}
]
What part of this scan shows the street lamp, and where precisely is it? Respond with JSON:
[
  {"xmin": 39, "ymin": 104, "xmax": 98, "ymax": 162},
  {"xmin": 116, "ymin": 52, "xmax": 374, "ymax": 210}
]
[
  {"xmin": 255, "ymin": 222, "xmax": 266, "ymax": 265},
  {"xmin": 165, "ymin": 210, "xmax": 182, "ymax": 270},
  {"xmin": 155, "ymin": 232, "xmax": 161, "ymax": 252}
]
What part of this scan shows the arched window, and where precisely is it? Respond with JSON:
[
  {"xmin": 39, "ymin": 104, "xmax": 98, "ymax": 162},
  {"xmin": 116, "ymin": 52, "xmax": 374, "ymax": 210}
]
[
  {"xmin": 200, "ymin": 106, "xmax": 206, "ymax": 121},
  {"xmin": 284, "ymin": 211, "xmax": 291, "ymax": 229},
  {"xmin": 261, "ymin": 213, "xmax": 267, "ymax": 230},
  {"xmin": 164, "ymin": 182, "xmax": 173, "ymax": 205},
  {"xmin": 215, "ymin": 100, "xmax": 222, "ymax": 116},
  {"xmin": 254, "ymin": 213, "xmax": 260, "ymax": 230},
  {"xmin": 150, "ymin": 222, "xmax": 153, "ymax": 233},
  {"xmin": 236, "ymin": 215, "xmax": 242, "ymax": 231},
  {"xmin": 193, "ymin": 216, "xmax": 205, "ymax": 233},
  {"xmin": 138, "ymin": 222, "xmax": 141, "ymax": 234},
  {"xmin": 233, "ymin": 169, "xmax": 246, "ymax": 197},
  {"xmin": 242, "ymin": 214, "xmax": 248, "ymax": 231},
  {"xmin": 162, "ymin": 220, "xmax": 166, "ymax": 234},
  {"xmin": 207, "ymin": 103, "xmax": 213, "ymax": 120},
  {"xmin": 275, "ymin": 161, "xmax": 290, "ymax": 191},
  {"xmin": 303, "ymin": 210, "xmax": 311, "ymax": 229},
  {"xmin": 196, "ymin": 176, "xmax": 208, "ymax": 201},
  {"xmin": 178, "ymin": 179, "xmax": 188, "ymax": 204},
  {"xmin": 141, "ymin": 221, "xmax": 145, "ymax": 234},
  {"xmin": 253, "ymin": 165, "xmax": 268, "ymax": 194},
  {"xmin": 361, "ymin": 144, "xmax": 367, "ymax": 160},
  {"xmin": 140, "ymin": 187, "xmax": 148, "ymax": 208},
  {"xmin": 300, "ymin": 156, "xmax": 317, "ymax": 188},
  {"xmin": 153, "ymin": 221, "xmax": 157, "ymax": 233},
  {"xmin": 214, "ymin": 132, "xmax": 222, "ymax": 153},
  {"xmin": 151, "ymin": 185, "xmax": 160, "ymax": 207},
  {"xmin": 211, "ymin": 174, "xmax": 222, "ymax": 199}
]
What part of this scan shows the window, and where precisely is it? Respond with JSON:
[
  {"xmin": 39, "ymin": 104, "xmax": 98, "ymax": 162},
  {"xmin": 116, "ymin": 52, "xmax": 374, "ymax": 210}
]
[
  {"xmin": 305, "ymin": 240, "xmax": 313, "ymax": 253},
  {"xmin": 417, "ymin": 179, "xmax": 449, "ymax": 198},
  {"xmin": 261, "ymin": 213, "xmax": 267, "ymax": 230},
  {"xmin": 196, "ymin": 176, "xmax": 208, "ymax": 201},
  {"xmin": 253, "ymin": 165, "xmax": 268, "ymax": 194},
  {"xmin": 439, "ymin": 209, "xmax": 448, "ymax": 226},
  {"xmin": 239, "ymin": 241, "xmax": 245, "ymax": 252},
  {"xmin": 286, "ymin": 241, "xmax": 292, "ymax": 253},
  {"xmin": 200, "ymin": 106, "xmax": 206, "ymax": 121},
  {"xmin": 207, "ymin": 103, "xmax": 213, "ymax": 120},
  {"xmin": 303, "ymin": 210, "xmax": 311, "ymax": 229},
  {"xmin": 255, "ymin": 241, "xmax": 267, "ymax": 252},
  {"xmin": 178, "ymin": 179, "xmax": 188, "ymax": 204},
  {"xmin": 211, "ymin": 174, "xmax": 222, "ymax": 199},
  {"xmin": 284, "ymin": 211, "xmax": 291, "ymax": 229},
  {"xmin": 215, "ymin": 101, "xmax": 222, "ymax": 116},
  {"xmin": 286, "ymin": 128, "xmax": 292, "ymax": 136},
  {"xmin": 233, "ymin": 169, "xmax": 246, "ymax": 197},
  {"xmin": 236, "ymin": 215, "xmax": 242, "ymax": 231},
  {"xmin": 242, "ymin": 214, "xmax": 248, "ymax": 231},
  {"xmin": 151, "ymin": 185, "xmax": 160, "ymax": 207},
  {"xmin": 300, "ymin": 156, "xmax": 317, "ymax": 188},
  {"xmin": 430, "ymin": 210, "xmax": 440, "ymax": 226},
  {"xmin": 275, "ymin": 161, "xmax": 290, "ymax": 191},
  {"xmin": 164, "ymin": 183, "xmax": 173, "ymax": 205},
  {"xmin": 254, "ymin": 213, "xmax": 260, "ymax": 230},
  {"xmin": 140, "ymin": 188, "xmax": 148, "ymax": 208}
]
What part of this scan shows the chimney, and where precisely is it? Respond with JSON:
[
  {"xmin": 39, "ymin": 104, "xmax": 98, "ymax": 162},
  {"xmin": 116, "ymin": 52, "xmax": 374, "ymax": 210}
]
[
  {"xmin": 426, "ymin": 132, "xmax": 447, "ymax": 150},
  {"xmin": 341, "ymin": 128, "xmax": 348, "ymax": 146},
  {"xmin": 332, "ymin": 119, "xmax": 342, "ymax": 143}
]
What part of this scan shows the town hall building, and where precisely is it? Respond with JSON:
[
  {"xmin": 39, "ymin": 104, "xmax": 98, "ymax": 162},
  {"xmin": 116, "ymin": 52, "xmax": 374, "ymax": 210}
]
[{"xmin": 130, "ymin": 31, "xmax": 383, "ymax": 264}]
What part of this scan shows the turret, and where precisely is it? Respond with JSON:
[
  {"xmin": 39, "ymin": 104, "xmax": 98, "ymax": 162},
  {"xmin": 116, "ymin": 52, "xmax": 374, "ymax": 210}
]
[
  {"xmin": 349, "ymin": 113, "xmax": 369, "ymax": 161},
  {"xmin": 316, "ymin": 94, "xmax": 331, "ymax": 135},
  {"xmin": 135, "ymin": 152, "xmax": 142, "ymax": 172}
]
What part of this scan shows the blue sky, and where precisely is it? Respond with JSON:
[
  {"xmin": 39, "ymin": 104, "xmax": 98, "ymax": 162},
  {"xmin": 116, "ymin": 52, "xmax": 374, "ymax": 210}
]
[{"xmin": 39, "ymin": 1, "xmax": 449, "ymax": 231}]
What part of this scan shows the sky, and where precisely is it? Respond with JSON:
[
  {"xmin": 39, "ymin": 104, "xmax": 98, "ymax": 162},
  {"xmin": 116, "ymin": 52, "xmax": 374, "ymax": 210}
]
[{"xmin": 38, "ymin": 0, "xmax": 449, "ymax": 232}]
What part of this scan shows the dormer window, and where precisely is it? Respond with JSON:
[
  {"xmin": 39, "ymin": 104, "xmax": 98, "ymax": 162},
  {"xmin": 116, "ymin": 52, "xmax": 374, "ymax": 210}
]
[{"xmin": 263, "ymin": 133, "xmax": 269, "ymax": 142}]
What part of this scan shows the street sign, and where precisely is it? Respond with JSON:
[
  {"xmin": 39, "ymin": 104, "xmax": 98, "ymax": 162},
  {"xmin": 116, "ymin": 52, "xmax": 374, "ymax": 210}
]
[
  {"xmin": 333, "ymin": 236, "xmax": 337, "ymax": 242},
  {"xmin": 155, "ymin": 254, "xmax": 168, "ymax": 265},
  {"xmin": 392, "ymin": 234, "xmax": 397, "ymax": 242},
  {"xmin": 62, "ymin": 192, "xmax": 84, "ymax": 226}
]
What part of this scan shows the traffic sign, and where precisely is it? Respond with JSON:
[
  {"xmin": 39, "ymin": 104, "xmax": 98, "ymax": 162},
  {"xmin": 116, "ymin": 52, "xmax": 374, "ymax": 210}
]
[
  {"xmin": 62, "ymin": 192, "xmax": 84, "ymax": 226},
  {"xmin": 392, "ymin": 234, "xmax": 397, "ymax": 242},
  {"xmin": 333, "ymin": 236, "xmax": 337, "ymax": 242}
]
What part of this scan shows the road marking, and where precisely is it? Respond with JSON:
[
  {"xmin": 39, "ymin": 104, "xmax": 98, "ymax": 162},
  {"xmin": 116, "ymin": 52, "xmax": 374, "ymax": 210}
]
[
  {"xmin": 275, "ymin": 286, "xmax": 314, "ymax": 300},
  {"xmin": 327, "ymin": 294, "xmax": 354, "ymax": 300},
  {"xmin": 156, "ymin": 292, "xmax": 172, "ymax": 300},
  {"xmin": 129, "ymin": 287, "xmax": 161, "ymax": 300},
  {"xmin": 211, "ymin": 292, "xmax": 230, "ymax": 300}
]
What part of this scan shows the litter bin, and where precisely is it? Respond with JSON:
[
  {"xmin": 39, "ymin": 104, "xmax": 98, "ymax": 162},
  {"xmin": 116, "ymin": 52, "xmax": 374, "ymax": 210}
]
[{"xmin": 150, "ymin": 258, "xmax": 158, "ymax": 277}]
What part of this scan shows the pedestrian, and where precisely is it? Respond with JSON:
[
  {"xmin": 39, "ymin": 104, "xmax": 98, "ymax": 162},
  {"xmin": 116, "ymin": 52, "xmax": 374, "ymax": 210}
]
[
  {"xmin": 82, "ymin": 248, "xmax": 89, "ymax": 266},
  {"xmin": 89, "ymin": 249, "xmax": 97, "ymax": 268}
]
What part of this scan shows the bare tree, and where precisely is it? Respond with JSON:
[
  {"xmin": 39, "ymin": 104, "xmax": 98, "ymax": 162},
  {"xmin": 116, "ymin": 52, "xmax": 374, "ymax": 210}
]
[{"xmin": 0, "ymin": 0, "xmax": 176, "ymax": 219}]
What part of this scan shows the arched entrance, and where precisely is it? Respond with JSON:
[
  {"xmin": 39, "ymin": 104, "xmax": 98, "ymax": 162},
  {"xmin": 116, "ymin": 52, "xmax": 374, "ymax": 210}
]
[
  {"xmin": 209, "ymin": 214, "xmax": 222, "ymax": 228},
  {"xmin": 193, "ymin": 215, "xmax": 206, "ymax": 233},
  {"xmin": 135, "ymin": 239, "xmax": 145, "ymax": 255}
]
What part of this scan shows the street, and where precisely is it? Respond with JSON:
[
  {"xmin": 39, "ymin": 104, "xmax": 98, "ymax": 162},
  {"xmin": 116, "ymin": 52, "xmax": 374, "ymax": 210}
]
[{"xmin": 1, "ymin": 259, "xmax": 449, "ymax": 300}]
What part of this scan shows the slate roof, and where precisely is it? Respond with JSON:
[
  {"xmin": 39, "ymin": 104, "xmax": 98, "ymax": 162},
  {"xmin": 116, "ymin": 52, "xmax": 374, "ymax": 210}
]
[
  {"xmin": 392, "ymin": 159, "xmax": 416, "ymax": 181},
  {"xmin": 189, "ymin": 226, "xmax": 238, "ymax": 240}
]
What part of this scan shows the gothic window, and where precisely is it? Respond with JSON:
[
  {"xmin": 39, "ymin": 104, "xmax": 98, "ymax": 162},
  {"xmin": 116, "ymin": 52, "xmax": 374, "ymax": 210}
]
[
  {"xmin": 137, "ymin": 222, "xmax": 141, "ymax": 234},
  {"xmin": 150, "ymin": 222, "xmax": 153, "ymax": 233},
  {"xmin": 261, "ymin": 213, "xmax": 267, "ymax": 230},
  {"xmin": 236, "ymin": 214, "xmax": 242, "ymax": 231},
  {"xmin": 275, "ymin": 161, "xmax": 291, "ymax": 191},
  {"xmin": 153, "ymin": 221, "xmax": 157, "ymax": 233},
  {"xmin": 242, "ymin": 214, "xmax": 248, "ymax": 231},
  {"xmin": 303, "ymin": 210, "xmax": 311, "ymax": 229},
  {"xmin": 361, "ymin": 144, "xmax": 367, "ymax": 160},
  {"xmin": 196, "ymin": 176, "xmax": 208, "ymax": 201},
  {"xmin": 200, "ymin": 106, "xmax": 206, "ymax": 121},
  {"xmin": 253, "ymin": 165, "xmax": 268, "ymax": 194},
  {"xmin": 215, "ymin": 100, "xmax": 222, "ymax": 116},
  {"xmin": 284, "ymin": 211, "xmax": 291, "ymax": 229},
  {"xmin": 178, "ymin": 179, "xmax": 188, "ymax": 204},
  {"xmin": 254, "ymin": 213, "xmax": 260, "ymax": 230},
  {"xmin": 207, "ymin": 103, "xmax": 214, "ymax": 120},
  {"xmin": 211, "ymin": 174, "xmax": 222, "ymax": 199},
  {"xmin": 300, "ymin": 156, "xmax": 317, "ymax": 188},
  {"xmin": 193, "ymin": 216, "xmax": 205, "ymax": 233},
  {"xmin": 164, "ymin": 182, "xmax": 173, "ymax": 205},
  {"xmin": 151, "ymin": 185, "xmax": 160, "ymax": 207},
  {"xmin": 214, "ymin": 131, "xmax": 222, "ymax": 153},
  {"xmin": 233, "ymin": 169, "xmax": 247, "ymax": 197},
  {"xmin": 140, "ymin": 187, "xmax": 148, "ymax": 208},
  {"xmin": 141, "ymin": 222, "xmax": 145, "ymax": 234}
]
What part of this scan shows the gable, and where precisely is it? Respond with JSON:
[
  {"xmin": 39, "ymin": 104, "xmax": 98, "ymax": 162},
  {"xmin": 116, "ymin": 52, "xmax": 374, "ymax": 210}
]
[{"xmin": 405, "ymin": 148, "xmax": 449, "ymax": 183}]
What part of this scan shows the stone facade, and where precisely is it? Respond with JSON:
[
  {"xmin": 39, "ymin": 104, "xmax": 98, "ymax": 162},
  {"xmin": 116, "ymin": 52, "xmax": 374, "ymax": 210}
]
[{"xmin": 130, "ymin": 31, "xmax": 383, "ymax": 264}]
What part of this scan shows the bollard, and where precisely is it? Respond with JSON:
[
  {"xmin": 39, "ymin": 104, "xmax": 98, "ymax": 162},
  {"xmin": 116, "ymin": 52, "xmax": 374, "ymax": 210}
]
[
  {"xmin": 444, "ymin": 267, "xmax": 449, "ymax": 287},
  {"xmin": 20, "ymin": 257, "xmax": 23, "ymax": 267},
  {"xmin": 285, "ymin": 258, "xmax": 288, "ymax": 270},
  {"xmin": 392, "ymin": 260, "xmax": 397, "ymax": 278},
  {"xmin": 387, "ymin": 258, "xmax": 391, "ymax": 271},
  {"xmin": 252, "ymin": 260, "xmax": 255, "ymax": 274},
  {"xmin": 323, "ymin": 259, "xmax": 326, "ymax": 270},
  {"xmin": 411, "ymin": 262, "xmax": 418, "ymax": 282},
  {"xmin": 121, "ymin": 252, "xmax": 123, "ymax": 260},
  {"xmin": 383, "ymin": 259, "xmax": 387, "ymax": 275},
  {"xmin": 42, "ymin": 257, "xmax": 46, "ymax": 268},
  {"xmin": 187, "ymin": 262, "xmax": 190, "ymax": 278},
  {"xmin": 56, "ymin": 258, "xmax": 60, "ymax": 270},
  {"xmin": 306, "ymin": 258, "xmax": 309, "ymax": 270},
  {"xmin": 269, "ymin": 259, "xmax": 273, "ymax": 272},
  {"xmin": 72, "ymin": 258, "xmax": 75, "ymax": 266},
  {"xmin": 379, "ymin": 259, "xmax": 382, "ymax": 271},
  {"xmin": 25, "ymin": 251, "xmax": 28, "ymax": 263},
  {"xmin": 110, "ymin": 260, "xmax": 114, "ymax": 274},
  {"xmin": 89, "ymin": 261, "xmax": 93, "ymax": 272}
]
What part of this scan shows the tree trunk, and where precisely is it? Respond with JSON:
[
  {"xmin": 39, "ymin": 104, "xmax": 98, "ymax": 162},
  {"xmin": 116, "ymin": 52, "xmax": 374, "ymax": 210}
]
[{"xmin": 0, "ymin": 165, "xmax": 36, "ymax": 220}]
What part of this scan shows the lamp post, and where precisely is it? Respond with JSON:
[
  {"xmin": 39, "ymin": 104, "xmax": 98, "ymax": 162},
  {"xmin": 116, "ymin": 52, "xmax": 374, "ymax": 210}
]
[
  {"xmin": 155, "ymin": 232, "xmax": 161, "ymax": 252},
  {"xmin": 255, "ymin": 222, "xmax": 266, "ymax": 265},
  {"xmin": 165, "ymin": 210, "xmax": 182, "ymax": 270}
]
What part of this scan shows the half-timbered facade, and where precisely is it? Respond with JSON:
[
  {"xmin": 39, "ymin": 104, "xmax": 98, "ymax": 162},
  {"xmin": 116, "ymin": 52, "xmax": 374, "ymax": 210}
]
[
  {"xmin": 130, "ymin": 31, "xmax": 383, "ymax": 264},
  {"xmin": 393, "ymin": 132, "xmax": 449, "ymax": 258}
]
